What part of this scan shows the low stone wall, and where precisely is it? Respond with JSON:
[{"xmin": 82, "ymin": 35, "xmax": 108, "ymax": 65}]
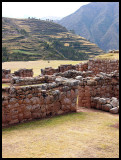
[
  {"xmin": 54, "ymin": 70, "xmax": 93, "ymax": 79},
  {"xmin": 41, "ymin": 60, "xmax": 119, "ymax": 76},
  {"xmin": 10, "ymin": 70, "xmax": 93, "ymax": 86},
  {"xmin": 88, "ymin": 59, "xmax": 119, "ymax": 75},
  {"xmin": 14, "ymin": 69, "xmax": 33, "ymax": 77},
  {"xmin": 41, "ymin": 63, "xmax": 88, "ymax": 75},
  {"xmin": 11, "ymin": 76, "xmax": 46, "ymax": 86},
  {"xmin": 2, "ymin": 69, "xmax": 11, "ymax": 79},
  {"xmin": 75, "ymin": 62, "xmax": 88, "ymax": 71},
  {"xmin": 78, "ymin": 71, "xmax": 119, "ymax": 108},
  {"xmin": 2, "ymin": 77, "xmax": 79, "ymax": 127},
  {"xmin": 91, "ymin": 97, "xmax": 119, "ymax": 113},
  {"xmin": 10, "ymin": 75, "xmax": 57, "ymax": 86}
]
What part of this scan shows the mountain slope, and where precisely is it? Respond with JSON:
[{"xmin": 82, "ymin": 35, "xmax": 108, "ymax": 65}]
[
  {"xmin": 58, "ymin": 2, "xmax": 119, "ymax": 51},
  {"xmin": 2, "ymin": 17, "xmax": 104, "ymax": 61}
]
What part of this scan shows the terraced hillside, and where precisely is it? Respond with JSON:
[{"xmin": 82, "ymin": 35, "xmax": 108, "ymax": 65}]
[{"xmin": 2, "ymin": 17, "xmax": 104, "ymax": 61}]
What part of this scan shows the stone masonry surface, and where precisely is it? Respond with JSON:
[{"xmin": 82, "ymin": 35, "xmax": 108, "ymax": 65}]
[
  {"xmin": 2, "ymin": 78, "xmax": 79, "ymax": 127},
  {"xmin": 2, "ymin": 59, "xmax": 119, "ymax": 127}
]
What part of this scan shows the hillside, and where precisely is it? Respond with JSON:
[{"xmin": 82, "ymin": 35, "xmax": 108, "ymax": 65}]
[
  {"xmin": 2, "ymin": 17, "xmax": 104, "ymax": 61},
  {"xmin": 58, "ymin": 2, "xmax": 119, "ymax": 51}
]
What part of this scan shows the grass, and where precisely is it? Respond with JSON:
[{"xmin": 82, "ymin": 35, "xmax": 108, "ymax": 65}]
[
  {"xmin": 2, "ymin": 110, "xmax": 119, "ymax": 158},
  {"xmin": 12, "ymin": 49, "xmax": 39, "ymax": 55},
  {"xmin": 94, "ymin": 53, "xmax": 119, "ymax": 60},
  {"xmin": 2, "ymin": 83, "xmax": 10, "ymax": 88}
]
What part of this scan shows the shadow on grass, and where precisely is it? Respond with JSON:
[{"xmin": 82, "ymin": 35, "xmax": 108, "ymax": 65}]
[{"xmin": 2, "ymin": 112, "xmax": 87, "ymax": 132}]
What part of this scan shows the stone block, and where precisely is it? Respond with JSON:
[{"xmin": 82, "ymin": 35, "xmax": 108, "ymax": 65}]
[
  {"xmin": 102, "ymin": 104, "xmax": 112, "ymax": 111},
  {"xmin": 109, "ymin": 107, "xmax": 119, "ymax": 114},
  {"xmin": 23, "ymin": 111, "xmax": 31, "ymax": 119},
  {"xmin": 110, "ymin": 97, "xmax": 119, "ymax": 108},
  {"xmin": 18, "ymin": 113, "xmax": 24, "ymax": 121},
  {"xmin": 9, "ymin": 119, "xmax": 19, "ymax": 125},
  {"xmin": 57, "ymin": 109, "xmax": 64, "ymax": 115}
]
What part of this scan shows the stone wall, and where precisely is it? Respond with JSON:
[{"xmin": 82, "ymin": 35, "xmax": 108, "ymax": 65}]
[
  {"xmin": 41, "ymin": 60, "xmax": 119, "ymax": 76},
  {"xmin": 54, "ymin": 70, "xmax": 93, "ymax": 79},
  {"xmin": 41, "ymin": 62, "xmax": 88, "ymax": 75},
  {"xmin": 11, "ymin": 76, "xmax": 47, "ymax": 86},
  {"xmin": 88, "ymin": 59, "xmax": 119, "ymax": 75},
  {"xmin": 11, "ymin": 70, "xmax": 93, "ymax": 86},
  {"xmin": 91, "ymin": 97, "xmax": 119, "ymax": 113},
  {"xmin": 10, "ymin": 75, "xmax": 57, "ymax": 86},
  {"xmin": 75, "ymin": 62, "xmax": 88, "ymax": 72},
  {"xmin": 2, "ymin": 77, "xmax": 79, "ymax": 127},
  {"xmin": 14, "ymin": 69, "xmax": 33, "ymax": 77},
  {"xmin": 2, "ymin": 59, "xmax": 119, "ymax": 127},
  {"xmin": 2, "ymin": 69, "xmax": 11, "ymax": 79},
  {"xmin": 78, "ymin": 71, "xmax": 119, "ymax": 108}
]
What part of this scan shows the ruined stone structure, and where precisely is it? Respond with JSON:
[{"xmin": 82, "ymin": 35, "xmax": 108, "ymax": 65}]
[
  {"xmin": 41, "ymin": 60, "xmax": 119, "ymax": 76},
  {"xmin": 109, "ymin": 50, "xmax": 119, "ymax": 53},
  {"xmin": 2, "ymin": 59, "xmax": 119, "ymax": 127},
  {"xmin": 2, "ymin": 78, "xmax": 79, "ymax": 127},
  {"xmin": 2, "ymin": 69, "xmax": 11, "ymax": 79},
  {"xmin": 78, "ymin": 71, "xmax": 119, "ymax": 108},
  {"xmin": 2, "ymin": 68, "xmax": 33, "ymax": 79},
  {"xmin": 41, "ymin": 62, "xmax": 88, "ymax": 75},
  {"xmin": 13, "ymin": 68, "xmax": 33, "ymax": 77},
  {"xmin": 88, "ymin": 59, "xmax": 119, "ymax": 74}
]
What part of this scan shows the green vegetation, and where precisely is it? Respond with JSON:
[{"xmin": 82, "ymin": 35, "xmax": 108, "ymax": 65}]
[
  {"xmin": 94, "ymin": 52, "xmax": 119, "ymax": 60},
  {"xmin": 2, "ymin": 47, "xmax": 9, "ymax": 62},
  {"xmin": 2, "ymin": 17, "xmax": 104, "ymax": 62}
]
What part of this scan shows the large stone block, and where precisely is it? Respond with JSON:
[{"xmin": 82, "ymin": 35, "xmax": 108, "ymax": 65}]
[{"xmin": 109, "ymin": 107, "xmax": 119, "ymax": 114}]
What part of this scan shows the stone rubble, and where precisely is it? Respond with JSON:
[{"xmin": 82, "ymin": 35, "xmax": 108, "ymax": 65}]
[{"xmin": 91, "ymin": 97, "xmax": 119, "ymax": 113}]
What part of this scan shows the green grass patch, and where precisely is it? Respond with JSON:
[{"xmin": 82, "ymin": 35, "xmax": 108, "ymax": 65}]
[
  {"xmin": 2, "ymin": 83, "xmax": 10, "ymax": 88},
  {"xmin": 2, "ymin": 112, "xmax": 86, "ymax": 132},
  {"xmin": 12, "ymin": 49, "xmax": 39, "ymax": 55}
]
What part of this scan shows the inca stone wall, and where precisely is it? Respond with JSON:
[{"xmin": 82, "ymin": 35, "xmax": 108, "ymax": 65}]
[
  {"xmin": 91, "ymin": 97, "xmax": 119, "ymax": 114},
  {"xmin": 2, "ymin": 69, "xmax": 11, "ymax": 79},
  {"xmin": 41, "ymin": 62, "xmax": 88, "ymax": 75},
  {"xmin": 11, "ymin": 70, "xmax": 93, "ymax": 86},
  {"xmin": 2, "ymin": 78, "xmax": 79, "ymax": 127},
  {"xmin": 2, "ymin": 59, "xmax": 119, "ymax": 127},
  {"xmin": 2, "ymin": 68, "xmax": 33, "ymax": 79},
  {"xmin": 11, "ymin": 76, "xmax": 47, "ymax": 86},
  {"xmin": 78, "ymin": 71, "xmax": 119, "ymax": 108},
  {"xmin": 14, "ymin": 69, "xmax": 33, "ymax": 77},
  {"xmin": 88, "ymin": 59, "xmax": 119, "ymax": 75},
  {"xmin": 41, "ymin": 60, "xmax": 119, "ymax": 76}
]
